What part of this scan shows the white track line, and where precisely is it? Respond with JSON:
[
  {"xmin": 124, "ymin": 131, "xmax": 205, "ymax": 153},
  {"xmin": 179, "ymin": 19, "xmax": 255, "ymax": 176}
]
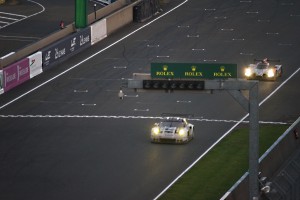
[
  {"xmin": 0, "ymin": 21, "xmax": 9, "ymax": 24},
  {"xmin": 0, "ymin": 35, "xmax": 40, "ymax": 39},
  {"xmin": 0, "ymin": 16, "xmax": 20, "ymax": 21},
  {"xmin": 0, "ymin": 12, "xmax": 26, "ymax": 18},
  {"xmin": 153, "ymin": 67, "xmax": 300, "ymax": 200},
  {"xmin": 0, "ymin": 34, "xmax": 40, "ymax": 42},
  {"xmin": 0, "ymin": 114, "xmax": 290, "ymax": 125}
]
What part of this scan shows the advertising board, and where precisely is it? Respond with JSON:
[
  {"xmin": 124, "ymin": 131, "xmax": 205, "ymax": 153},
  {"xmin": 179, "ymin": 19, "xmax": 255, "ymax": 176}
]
[
  {"xmin": 0, "ymin": 70, "xmax": 3, "ymax": 94},
  {"xmin": 3, "ymin": 58, "xmax": 30, "ymax": 92},
  {"xmin": 91, "ymin": 19, "xmax": 107, "ymax": 45},
  {"xmin": 28, "ymin": 51, "xmax": 43, "ymax": 78},
  {"xmin": 151, "ymin": 63, "xmax": 237, "ymax": 79},
  {"xmin": 42, "ymin": 27, "xmax": 91, "ymax": 70}
]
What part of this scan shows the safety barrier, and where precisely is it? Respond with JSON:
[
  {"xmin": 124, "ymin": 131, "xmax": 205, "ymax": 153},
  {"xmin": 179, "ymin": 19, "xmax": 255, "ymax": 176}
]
[
  {"xmin": 88, "ymin": 0, "xmax": 131, "ymax": 24},
  {"xmin": 0, "ymin": 23, "xmax": 75, "ymax": 69},
  {"xmin": 0, "ymin": 0, "xmax": 142, "ymax": 94},
  {"xmin": 221, "ymin": 117, "xmax": 300, "ymax": 200},
  {"xmin": 106, "ymin": 3, "xmax": 134, "ymax": 35},
  {"xmin": 0, "ymin": 0, "xmax": 136, "ymax": 69}
]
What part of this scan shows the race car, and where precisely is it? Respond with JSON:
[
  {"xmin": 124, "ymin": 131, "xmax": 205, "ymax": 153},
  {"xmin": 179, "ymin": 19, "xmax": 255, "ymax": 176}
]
[
  {"xmin": 150, "ymin": 117, "xmax": 194, "ymax": 144},
  {"xmin": 244, "ymin": 58, "xmax": 283, "ymax": 81}
]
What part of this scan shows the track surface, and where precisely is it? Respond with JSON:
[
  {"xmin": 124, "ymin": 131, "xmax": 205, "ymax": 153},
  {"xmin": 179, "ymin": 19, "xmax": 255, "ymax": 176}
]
[{"xmin": 0, "ymin": 0, "xmax": 300, "ymax": 199}]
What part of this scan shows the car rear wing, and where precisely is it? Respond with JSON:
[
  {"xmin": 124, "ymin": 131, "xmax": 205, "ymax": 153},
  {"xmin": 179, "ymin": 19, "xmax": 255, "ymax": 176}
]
[{"xmin": 254, "ymin": 58, "xmax": 280, "ymax": 62}]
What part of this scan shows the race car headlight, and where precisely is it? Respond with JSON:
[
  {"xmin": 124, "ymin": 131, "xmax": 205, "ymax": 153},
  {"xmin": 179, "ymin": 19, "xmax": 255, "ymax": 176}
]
[
  {"xmin": 245, "ymin": 68, "xmax": 252, "ymax": 77},
  {"xmin": 267, "ymin": 69, "xmax": 275, "ymax": 77},
  {"xmin": 152, "ymin": 127, "xmax": 160, "ymax": 135},
  {"xmin": 178, "ymin": 128, "xmax": 185, "ymax": 136}
]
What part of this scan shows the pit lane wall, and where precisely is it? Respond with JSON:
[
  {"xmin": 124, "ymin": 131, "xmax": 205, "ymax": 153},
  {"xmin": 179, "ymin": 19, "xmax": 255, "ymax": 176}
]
[
  {"xmin": 220, "ymin": 117, "xmax": 300, "ymax": 200},
  {"xmin": 0, "ymin": 0, "xmax": 141, "ymax": 95}
]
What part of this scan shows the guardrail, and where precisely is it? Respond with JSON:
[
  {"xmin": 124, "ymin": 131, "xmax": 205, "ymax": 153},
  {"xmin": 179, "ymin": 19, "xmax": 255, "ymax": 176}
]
[{"xmin": 221, "ymin": 117, "xmax": 300, "ymax": 200}]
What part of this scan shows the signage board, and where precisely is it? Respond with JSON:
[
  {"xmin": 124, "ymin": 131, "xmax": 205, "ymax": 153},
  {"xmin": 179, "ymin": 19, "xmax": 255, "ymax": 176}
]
[
  {"xmin": 91, "ymin": 19, "xmax": 107, "ymax": 45},
  {"xmin": 0, "ymin": 70, "xmax": 3, "ymax": 94},
  {"xmin": 42, "ymin": 27, "xmax": 91, "ymax": 70},
  {"xmin": 3, "ymin": 58, "xmax": 30, "ymax": 92},
  {"xmin": 28, "ymin": 51, "xmax": 43, "ymax": 78},
  {"xmin": 151, "ymin": 63, "xmax": 237, "ymax": 79}
]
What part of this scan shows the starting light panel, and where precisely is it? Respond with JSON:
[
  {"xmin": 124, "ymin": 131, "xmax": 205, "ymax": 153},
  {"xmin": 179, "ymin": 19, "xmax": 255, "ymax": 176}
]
[{"xmin": 143, "ymin": 80, "xmax": 205, "ymax": 90}]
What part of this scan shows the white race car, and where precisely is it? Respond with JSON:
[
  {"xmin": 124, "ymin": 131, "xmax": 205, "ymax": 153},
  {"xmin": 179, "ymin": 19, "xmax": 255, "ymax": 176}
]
[
  {"xmin": 151, "ymin": 117, "xmax": 194, "ymax": 144},
  {"xmin": 244, "ymin": 58, "xmax": 283, "ymax": 81}
]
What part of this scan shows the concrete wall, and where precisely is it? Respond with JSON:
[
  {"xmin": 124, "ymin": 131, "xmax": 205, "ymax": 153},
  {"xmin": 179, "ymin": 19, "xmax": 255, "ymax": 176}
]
[
  {"xmin": 88, "ymin": 0, "xmax": 129, "ymax": 24},
  {"xmin": 106, "ymin": 5, "xmax": 134, "ymax": 35},
  {"xmin": 221, "ymin": 117, "xmax": 300, "ymax": 200}
]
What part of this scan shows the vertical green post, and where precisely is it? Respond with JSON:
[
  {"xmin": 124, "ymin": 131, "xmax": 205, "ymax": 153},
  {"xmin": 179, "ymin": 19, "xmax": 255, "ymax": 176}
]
[{"xmin": 75, "ymin": 0, "xmax": 87, "ymax": 29}]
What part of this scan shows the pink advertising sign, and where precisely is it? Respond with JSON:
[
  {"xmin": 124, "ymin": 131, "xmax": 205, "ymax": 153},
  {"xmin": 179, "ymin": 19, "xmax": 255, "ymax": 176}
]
[{"xmin": 3, "ymin": 58, "xmax": 30, "ymax": 92}]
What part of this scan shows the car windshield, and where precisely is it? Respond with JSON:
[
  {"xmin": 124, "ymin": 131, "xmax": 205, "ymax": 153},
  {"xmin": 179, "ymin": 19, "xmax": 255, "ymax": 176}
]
[
  {"xmin": 160, "ymin": 121, "xmax": 184, "ymax": 127},
  {"xmin": 257, "ymin": 63, "xmax": 268, "ymax": 69}
]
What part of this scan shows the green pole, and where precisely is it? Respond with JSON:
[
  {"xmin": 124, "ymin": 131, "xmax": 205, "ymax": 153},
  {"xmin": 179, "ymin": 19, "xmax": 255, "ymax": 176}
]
[{"xmin": 75, "ymin": 0, "xmax": 87, "ymax": 29}]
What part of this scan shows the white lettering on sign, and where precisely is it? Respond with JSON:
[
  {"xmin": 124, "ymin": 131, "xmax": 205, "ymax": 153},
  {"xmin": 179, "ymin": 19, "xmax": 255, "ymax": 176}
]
[
  {"xmin": 71, "ymin": 37, "xmax": 76, "ymax": 47},
  {"xmin": 45, "ymin": 51, "xmax": 51, "ymax": 61},
  {"xmin": 54, "ymin": 48, "xmax": 66, "ymax": 59},
  {"xmin": 19, "ymin": 67, "xmax": 28, "ymax": 76},
  {"xmin": 6, "ymin": 72, "xmax": 16, "ymax": 83},
  {"xmin": 70, "ymin": 37, "xmax": 76, "ymax": 52},
  {"xmin": 80, "ymin": 35, "xmax": 90, "ymax": 46}
]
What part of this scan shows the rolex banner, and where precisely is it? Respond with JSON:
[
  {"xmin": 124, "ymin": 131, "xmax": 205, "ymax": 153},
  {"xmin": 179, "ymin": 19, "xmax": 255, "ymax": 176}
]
[{"xmin": 151, "ymin": 63, "xmax": 237, "ymax": 79}]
